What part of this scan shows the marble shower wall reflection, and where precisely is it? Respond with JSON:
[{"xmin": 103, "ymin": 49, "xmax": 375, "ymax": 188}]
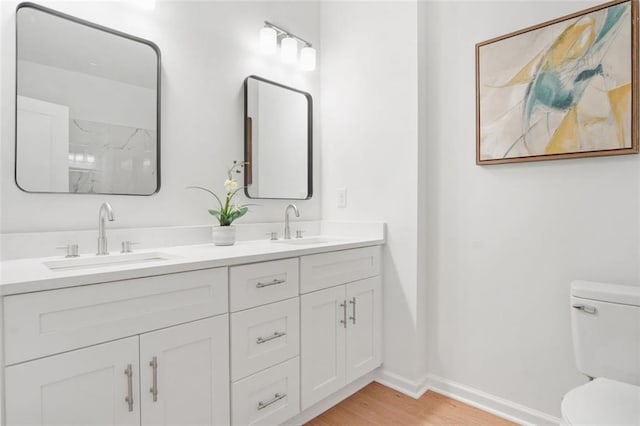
[{"xmin": 69, "ymin": 119, "xmax": 157, "ymax": 194}]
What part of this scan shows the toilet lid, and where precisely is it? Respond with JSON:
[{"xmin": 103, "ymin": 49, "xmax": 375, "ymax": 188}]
[{"xmin": 562, "ymin": 378, "xmax": 640, "ymax": 425}]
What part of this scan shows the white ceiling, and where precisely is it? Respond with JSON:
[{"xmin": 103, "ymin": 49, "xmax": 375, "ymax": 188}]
[{"xmin": 17, "ymin": 6, "xmax": 158, "ymax": 89}]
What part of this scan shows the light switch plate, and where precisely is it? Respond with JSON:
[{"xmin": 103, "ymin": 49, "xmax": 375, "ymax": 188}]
[{"xmin": 337, "ymin": 187, "xmax": 347, "ymax": 208}]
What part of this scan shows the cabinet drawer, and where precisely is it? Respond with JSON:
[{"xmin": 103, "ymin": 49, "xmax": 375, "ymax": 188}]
[
  {"xmin": 230, "ymin": 298, "xmax": 299, "ymax": 381},
  {"xmin": 231, "ymin": 357, "xmax": 300, "ymax": 426},
  {"xmin": 4, "ymin": 268, "xmax": 228, "ymax": 365},
  {"xmin": 300, "ymin": 246, "xmax": 381, "ymax": 293},
  {"xmin": 230, "ymin": 258, "xmax": 299, "ymax": 312}
]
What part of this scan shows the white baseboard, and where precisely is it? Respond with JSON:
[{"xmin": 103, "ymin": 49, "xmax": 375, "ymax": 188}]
[
  {"xmin": 425, "ymin": 375, "xmax": 561, "ymax": 426},
  {"xmin": 374, "ymin": 370, "xmax": 561, "ymax": 426},
  {"xmin": 375, "ymin": 368, "xmax": 429, "ymax": 399}
]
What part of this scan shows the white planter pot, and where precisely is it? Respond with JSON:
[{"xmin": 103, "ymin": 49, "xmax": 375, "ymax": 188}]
[{"xmin": 212, "ymin": 225, "xmax": 236, "ymax": 246}]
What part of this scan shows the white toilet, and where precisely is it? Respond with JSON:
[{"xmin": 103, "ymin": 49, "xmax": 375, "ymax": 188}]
[{"xmin": 562, "ymin": 281, "xmax": 640, "ymax": 425}]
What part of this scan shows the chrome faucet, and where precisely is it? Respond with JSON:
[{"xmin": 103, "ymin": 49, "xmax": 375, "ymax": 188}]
[
  {"xmin": 97, "ymin": 202, "xmax": 115, "ymax": 255},
  {"xmin": 284, "ymin": 204, "xmax": 300, "ymax": 239}
]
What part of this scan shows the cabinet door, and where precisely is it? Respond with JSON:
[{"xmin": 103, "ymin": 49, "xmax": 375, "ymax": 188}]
[
  {"xmin": 300, "ymin": 285, "xmax": 346, "ymax": 410},
  {"xmin": 5, "ymin": 337, "xmax": 140, "ymax": 426},
  {"xmin": 346, "ymin": 276, "xmax": 382, "ymax": 383},
  {"xmin": 140, "ymin": 315, "xmax": 230, "ymax": 426}
]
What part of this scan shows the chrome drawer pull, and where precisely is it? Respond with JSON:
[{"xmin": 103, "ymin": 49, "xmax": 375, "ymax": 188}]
[
  {"xmin": 257, "ymin": 331, "xmax": 286, "ymax": 344},
  {"xmin": 257, "ymin": 393, "xmax": 286, "ymax": 410},
  {"xmin": 340, "ymin": 300, "xmax": 347, "ymax": 328},
  {"xmin": 256, "ymin": 278, "xmax": 286, "ymax": 288},
  {"xmin": 124, "ymin": 364, "xmax": 134, "ymax": 412},
  {"xmin": 149, "ymin": 356, "xmax": 158, "ymax": 402},
  {"xmin": 572, "ymin": 304, "xmax": 597, "ymax": 314}
]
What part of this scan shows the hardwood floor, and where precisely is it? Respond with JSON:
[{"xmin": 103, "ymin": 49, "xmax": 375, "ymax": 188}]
[{"xmin": 305, "ymin": 382, "xmax": 516, "ymax": 425}]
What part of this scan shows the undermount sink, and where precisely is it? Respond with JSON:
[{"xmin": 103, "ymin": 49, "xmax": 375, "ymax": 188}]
[
  {"xmin": 273, "ymin": 237, "xmax": 341, "ymax": 245},
  {"xmin": 44, "ymin": 252, "xmax": 176, "ymax": 271}
]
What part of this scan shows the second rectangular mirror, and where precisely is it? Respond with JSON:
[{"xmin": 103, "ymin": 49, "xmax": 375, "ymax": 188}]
[{"xmin": 244, "ymin": 76, "xmax": 312, "ymax": 200}]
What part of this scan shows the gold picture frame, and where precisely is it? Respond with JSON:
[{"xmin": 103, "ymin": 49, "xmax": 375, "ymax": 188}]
[{"xmin": 476, "ymin": 0, "xmax": 639, "ymax": 165}]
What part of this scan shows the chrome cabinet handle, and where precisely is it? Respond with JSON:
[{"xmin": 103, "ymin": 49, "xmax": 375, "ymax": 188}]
[
  {"xmin": 124, "ymin": 364, "xmax": 134, "ymax": 412},
  {"xmin": 572, "ymin": 304, "xmax": 597, "ymax": 314},
  {"xmin": 256, "ymin": 278, "xmax": 285, "ymax": 288},
  {"xmin": 149, "ymin": 356, "xmax": 158, "ymax": 402},
  {"xmin": 257, "ymin": 393, "xmax": 286, "ymax": 410},
  {"xmin": 349, "ymin": 297, "xmax": 356, "ymax": 324},
  {"xmin": 340, "ymin": 300, "xmax": 347, "ymax": 328},
  {"xmin": 257, "ymin": 331, "xmax": 286, "ymax": 344}
]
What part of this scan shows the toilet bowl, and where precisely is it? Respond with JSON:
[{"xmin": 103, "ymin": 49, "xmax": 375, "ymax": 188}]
[
  {"xmin": 561, "ymin": 378, "xmax": 640, "ymax": 425},
  {"xmin": 562, "ymin": 281, "xmax": 640, "ymax": 425}
]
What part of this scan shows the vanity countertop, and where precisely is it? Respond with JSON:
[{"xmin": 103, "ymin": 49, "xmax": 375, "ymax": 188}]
[{"xmin": 0, "ymin": 235, "xmax": 384, "ymax": 296}]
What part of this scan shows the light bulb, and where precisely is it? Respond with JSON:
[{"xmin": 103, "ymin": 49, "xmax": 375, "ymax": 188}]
[
  {"xmin": 281, "ymin": 37, "xmax": 298, "ymax": 64},
  {"xmin": 300, "ymin": 46, "xmax": 316, "ymax": 71},
  {"xmin": 259, "ymin": 27, "xmax": 277, "ymax": 54}
]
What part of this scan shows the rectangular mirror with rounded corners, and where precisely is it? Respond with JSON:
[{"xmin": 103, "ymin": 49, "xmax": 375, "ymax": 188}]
[
  {"xmin": 244, "ymin": 75, "xmax": 312, "ymax": 200},
  {"xmin": 15, "ymin": 3, "xmax": 161, "ymax": 195}
]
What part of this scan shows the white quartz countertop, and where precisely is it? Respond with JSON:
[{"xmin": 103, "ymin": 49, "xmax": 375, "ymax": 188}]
[{"xmin": 0, "ymin": 234, "xmax": 384, "ymax": 296}]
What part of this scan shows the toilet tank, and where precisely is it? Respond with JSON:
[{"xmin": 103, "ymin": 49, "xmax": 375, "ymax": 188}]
[{"xmin": 570, "ymin": 281, "xmax": 640, "ymax": 386}]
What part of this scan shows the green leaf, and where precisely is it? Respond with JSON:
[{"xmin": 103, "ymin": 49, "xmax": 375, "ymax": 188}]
[
  {"xmin": 236, "ymin": 206, "xmax": 249, "ymax": 218},
  {"xmin": 207, "ymin": 209, "xmax": 220, "ymax": 217},
  {"xmin": 222, "ymin": 206, "xmax": 248, "ymax": 224},
  {"xmin": 219, "ymin": 214, "xmax": 231, "ymax": 226}
]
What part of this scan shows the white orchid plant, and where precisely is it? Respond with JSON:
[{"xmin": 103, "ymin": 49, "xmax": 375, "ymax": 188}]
[{"xmin": 188, "ymin": 161, "xmax": 252, "ymax": 226}]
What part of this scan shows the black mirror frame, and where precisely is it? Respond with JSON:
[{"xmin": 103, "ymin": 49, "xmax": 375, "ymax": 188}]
[
  {"xmin": 14, "ymin": 2, "xmax": 162, "ymax": 196},
  {"xmin": 243, "ymin": 75, "xmax": 313, "ymax": 200}
]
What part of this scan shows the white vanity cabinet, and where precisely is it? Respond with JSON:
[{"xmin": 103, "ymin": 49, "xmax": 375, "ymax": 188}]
[
  {"xmin": 1, "ymin": 240, "xmax": 384, "ymax": 426},
  {"xmin": 299, "ymin": 247, "xmax": 383, "ymax": 410},
  {"xmin": 3, "ymin": 268, "xmax": 230, "ymax": 426},
  {"xmin": 6, "ymin": 317, "xmax": 230, "ymax": 426}
]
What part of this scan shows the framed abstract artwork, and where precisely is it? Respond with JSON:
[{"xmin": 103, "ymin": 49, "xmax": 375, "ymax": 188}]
[{"xmin": 476, "ymin": 0, "xmax": 639, "ymax": 165}]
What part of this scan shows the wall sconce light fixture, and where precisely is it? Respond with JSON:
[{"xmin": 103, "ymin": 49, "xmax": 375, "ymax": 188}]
[{"xmin": 259, "ymin": 21, "xmax": 316, "ymax": 71}]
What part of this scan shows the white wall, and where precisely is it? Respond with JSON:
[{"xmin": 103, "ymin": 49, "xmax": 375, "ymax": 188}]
[
  {"xmin": 320, "ymin": 1, "xmax": 428, "ymax": 388},
  {"xmin": 420, "ymin": 0, "xmax": 640, "ymax": 418},
  {"xmin": 0, "ymin": 1, "xmax": 321, "ymax": 233},
  {"xmin": 322, "ymin": 0, "xmax": 639, "ymax": 420}
]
